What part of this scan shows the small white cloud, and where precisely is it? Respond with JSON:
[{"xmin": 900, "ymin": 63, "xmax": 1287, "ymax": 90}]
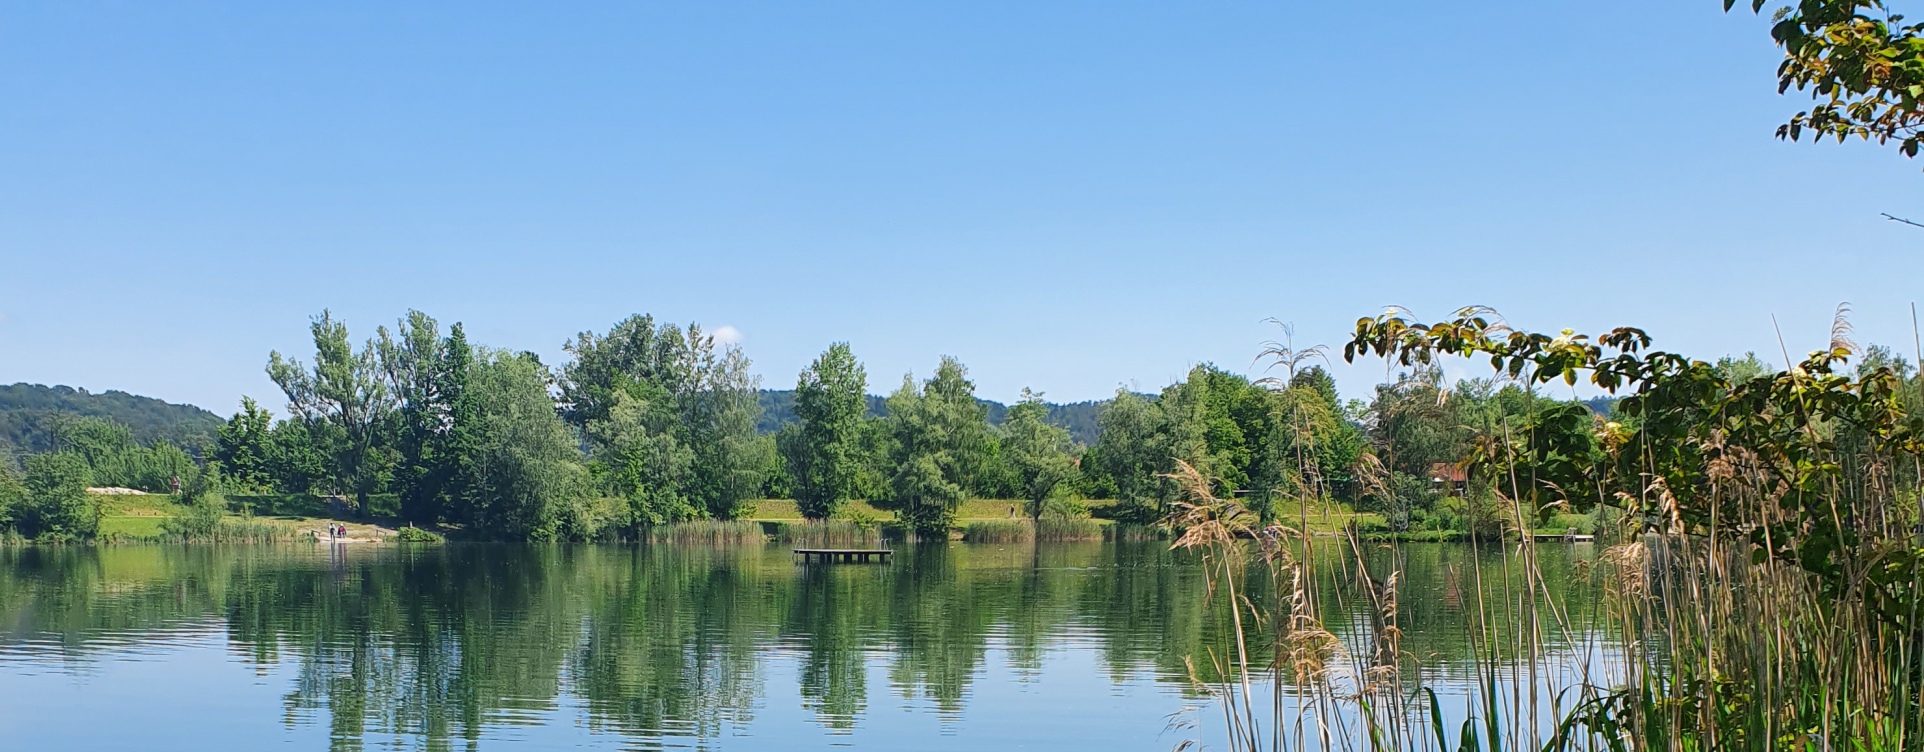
[{"xmin": 712, "ymin": 325, "xmax": 744, "ymax": 346}]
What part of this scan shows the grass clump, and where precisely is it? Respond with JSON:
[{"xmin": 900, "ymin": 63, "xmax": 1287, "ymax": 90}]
[{"xmin": 643, "ymin": 519, "xmax": 765, "ymax": 545}]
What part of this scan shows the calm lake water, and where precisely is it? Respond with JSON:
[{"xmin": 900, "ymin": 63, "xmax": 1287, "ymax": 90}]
[{"xmin": 0, "ymin": 541, "xmax": 1606, "ymax": 751}]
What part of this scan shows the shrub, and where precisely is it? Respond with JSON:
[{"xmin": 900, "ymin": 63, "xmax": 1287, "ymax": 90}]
[
  {"xmin": 22, "ymin": 453, "xmax": 97, "ymax": 540},
  {"xmin": 161, "ymin": 491, "xmax": 227, "ymax": 539},
  {"xmin": 394, "ymin": 525, "xmax": 443, "ymax": 543}
]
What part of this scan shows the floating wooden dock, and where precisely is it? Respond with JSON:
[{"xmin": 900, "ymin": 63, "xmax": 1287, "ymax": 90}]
[{"xmin": 793, "ymin": 548, "xmax": 894, "ymax": 564}]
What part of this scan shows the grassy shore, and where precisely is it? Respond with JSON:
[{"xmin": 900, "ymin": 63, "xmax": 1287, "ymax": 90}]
[{"xmin": 94, "ymin": 492, "xmax": 399, "ymax": 543}]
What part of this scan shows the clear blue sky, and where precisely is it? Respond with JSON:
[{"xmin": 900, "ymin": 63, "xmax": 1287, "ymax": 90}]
[{"xmin": 3, "ymin": 1, "xmax": 1921, "ymax": 414}]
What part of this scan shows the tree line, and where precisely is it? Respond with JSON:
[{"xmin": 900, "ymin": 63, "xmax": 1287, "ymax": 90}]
[{"xmin": 7, "ymin": 308, "xmax": 1810, "ymax": 543}]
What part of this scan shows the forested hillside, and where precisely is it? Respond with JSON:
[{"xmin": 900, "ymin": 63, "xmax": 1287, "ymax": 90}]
[
  {"xmin": 756, "ymin": 390, "xmax": 1111, "ymax": 445},
  {"xmin": 0, "ymin": 383, "xmax": 222, "ymax": 463}
]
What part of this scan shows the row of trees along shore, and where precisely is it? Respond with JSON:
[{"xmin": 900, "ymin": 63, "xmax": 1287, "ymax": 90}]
[{"xmin": 8, "ymin": 305, "xmax": 1907, "ymax": 544}]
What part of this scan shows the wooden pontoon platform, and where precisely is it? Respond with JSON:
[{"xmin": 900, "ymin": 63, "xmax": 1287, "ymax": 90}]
[{"xmin": 793, "ymin": 548, "xmax": 894, "ymax": 563}]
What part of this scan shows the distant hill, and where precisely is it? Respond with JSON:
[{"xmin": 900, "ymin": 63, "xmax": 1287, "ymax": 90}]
[
  {"xmin": 0, "ymin": 383, "xmax": 224, "ymax": 463},
  {"xmin": 756, "ymin": 390, "xmax": 1110, "ymax": 445}
]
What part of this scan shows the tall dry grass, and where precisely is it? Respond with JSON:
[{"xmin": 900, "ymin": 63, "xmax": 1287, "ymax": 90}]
[
  {"xmin": 773, "ymin": 519, "xmax": 880, "ymax": 547},
  {"xmin": 643, "ymin": 520, "xmax": 766, "ymax": 545}
]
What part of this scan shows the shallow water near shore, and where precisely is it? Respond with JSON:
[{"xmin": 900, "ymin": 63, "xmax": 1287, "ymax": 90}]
[{"xmin": 0, "ymin": 541, "xmax": 1607, "ymax": 751}]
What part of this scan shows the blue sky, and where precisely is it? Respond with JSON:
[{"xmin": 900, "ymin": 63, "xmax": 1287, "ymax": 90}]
[{"xmin": 3, "ymin": 1, "xmax": 1921, "ymax": 414}]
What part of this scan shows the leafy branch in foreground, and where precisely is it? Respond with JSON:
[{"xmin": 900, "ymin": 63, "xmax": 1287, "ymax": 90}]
[{"xmin": 1732, "ymin": 0, "xmax": 1924, "ymax": 160}]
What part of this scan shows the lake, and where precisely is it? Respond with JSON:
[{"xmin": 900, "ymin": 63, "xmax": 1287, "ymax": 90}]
[{"xmin": 0, "ymin": 541, "xmax": 1607, "ymax": 751}]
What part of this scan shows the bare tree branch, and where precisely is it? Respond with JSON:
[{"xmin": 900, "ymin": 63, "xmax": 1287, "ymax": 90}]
[{"xmin": 1881, "ymin": 212, "xmax": 1924, "ymax": 229}]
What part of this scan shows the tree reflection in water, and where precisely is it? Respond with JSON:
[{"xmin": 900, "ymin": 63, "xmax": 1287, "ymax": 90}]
[{"xmin": 0, "ymin": 541, "xmax": 1598, "ymax": 750}]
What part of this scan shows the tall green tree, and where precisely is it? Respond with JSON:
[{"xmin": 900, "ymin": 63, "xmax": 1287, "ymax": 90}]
[
  {"xmin": 377, "ymin": 312, "xmax": 473, "ymax": 524},
  {"xmin": 565, "ymin": 315, "xmax": 764, "ymax": 523},
  {"xmin": 781, "ymin": 343, "xmax": 869, "ymax": 520},
  {"xmin": 451, "ymin": 350, "xmax": 590, "ymax": 540},
  {"xmin": 267, "ymin": 311, "xmax": 396, "ymax": 512},
  {"xmin": 1158, "ymin": 365, "xmax": 1269, "ymax": 494},
  {"xmin": 264, "ymin": 419, "xmax": 331, "ymax": 494},
  {"xmin": 1084, "ymin": 389, "xmax": 1175, "ymax": 519},
  {"xmin": 883, "ymin": 357, "xmax": 989, "ymax": 536},
  {"xmin": 52, "ymin": 416, "xmax": 134, "ymax": 471},
  {"xmin": 1000, "ymin": 389, "xmax": 1078, "ymax": 520},
  {"xmin": 587, "ymin": 389, "xmax": 695, "ymax": 526},
  {"xmin": 217, "ymin": 397, "xmax": 274, "ymax": 492},
  {"xmin": 439, "ymin": 324, "xmax": 479, "ymax": 522},
  {"xmin": 1251, "ymin": 366, "xmax": 1364, "ymax": 522},
  {"xmin": 685, "ymin": 343, "xmax": 765, "ymax": 520}
]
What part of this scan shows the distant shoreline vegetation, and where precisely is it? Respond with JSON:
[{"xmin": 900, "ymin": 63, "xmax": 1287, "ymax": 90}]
[{"xmin": 2, "ymin": 308, "xmax": 1663, "ymax": 545}]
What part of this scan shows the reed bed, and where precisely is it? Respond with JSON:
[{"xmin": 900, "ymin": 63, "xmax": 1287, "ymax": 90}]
[
  {"xmin": 1036, "ymin": 516, "xmax": 1102, "ymax": 541},
  {"xmin": 961, "ymin": 519, "xmax": 1032, "ymax": 543},
  {"xmin": 772, "ymin": 519, "xmax": 880, "ymax": 547},
  {"xmin": 643, "ymin": 520, "xmax": 766, "ymax": 545},
  {"xmin": 1162, "ymin": 308, "xmax": 1924, "ymax": 752},
  {"xmin": 1164, "ymin": 485, "xmax": 1921, "ymax": 750},
  {"xmin": 1103, "ymin": 522, "xmax": 1170, "ymax": 542},
  {"xmin": 959, "ymin": 517, "xmax": 1106, "ymax": 542},
  {"xmin": 161, "ymin": 518, "xmax": 299, "ymax": 544}
]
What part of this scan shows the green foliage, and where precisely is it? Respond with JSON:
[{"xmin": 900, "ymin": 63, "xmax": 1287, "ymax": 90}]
[
  {"xmin": 450, "ymin": 350, "xmax": 591, "ymax": 541},
  {"xmin": 1035, "ymin": 516, "xmax": 1102, "ymax": 541},
  {"xmin": 0, "ymin": 382, "xmax": 222, "ymax": 467},
  {"xmin": 267, "ymin": 310, "xmax": 396, "ymax": 511},
  {"xmin": 1256, "ymin": 366, "xmax": 1364, "ymax": 521},
  {"xmin": 216, "ymin": 397, "xmax": 274, "ymax": 492},
  {"xmin": 376, "ymin": 313, "xmax": 476, "ymax": 525},
  {"xmin": 1346, "ymin": 305, "xmax": 1924, "ymax": 616},
  {"xmin": 394, "ymin": 525, "xmax": 442, "ymax": 543},
  {"xmin": 263, "ymin": 419, "xmax": 332, "ymax": 494},
  {"xmin": 566, "ymin": 315, "xmax": 766, "ymax": 527},
  {"xmin": 161, "ymin": 490, "xmax": 226, "ymax": 540},
  {"xmin": 0, "ymin": 464, "xmax": 22, "ymax": 532},
  {"xmin": 759, "ymin": 387, "xmax": 1108, "ymax": 445},
  {"xmin": 1084, "ymin": 389, "xmax": 1176, "ymax": 519},
  {"xmin": 588, "ymin": 388, "xmax": 696, "ymax": 526},
  {"xmin": 1000, "ymin": 389, "xmax": 1080, "ymax": 520},
  {"xmin": 882, "ymin": 358, "xmax": 988, "ymax": 536},
  {"xmin": 782, "ymin": 343, "xmax": 869, "ymax": 520},
  {"xmin": 1730, "ymin": 0, "xmax": 1924, "ymax": 161},
  {"xmin": 19, "ymin": 453, "xmax": 97, "ymax": 541}
]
